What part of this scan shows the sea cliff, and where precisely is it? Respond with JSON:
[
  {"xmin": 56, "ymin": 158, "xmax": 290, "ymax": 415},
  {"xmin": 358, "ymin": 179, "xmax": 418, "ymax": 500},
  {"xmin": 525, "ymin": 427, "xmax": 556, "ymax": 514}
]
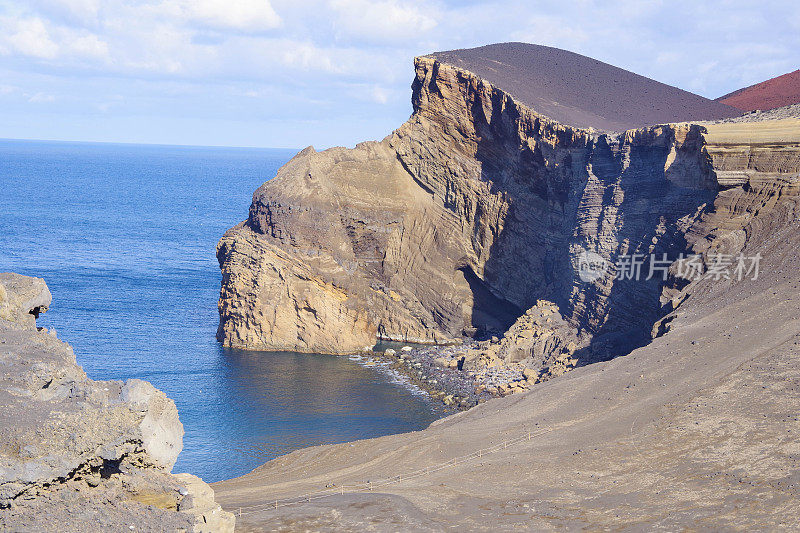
[{"xmin": 217, "ymin": 45, "xmax": 800, "ymax": 389}]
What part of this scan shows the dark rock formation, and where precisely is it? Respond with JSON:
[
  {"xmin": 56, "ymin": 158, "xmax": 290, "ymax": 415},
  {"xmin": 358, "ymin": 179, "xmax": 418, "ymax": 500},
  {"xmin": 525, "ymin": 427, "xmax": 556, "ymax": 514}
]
[{"xmin": 0, "ymin": 273, "xmax": 234, "ymax": 532}]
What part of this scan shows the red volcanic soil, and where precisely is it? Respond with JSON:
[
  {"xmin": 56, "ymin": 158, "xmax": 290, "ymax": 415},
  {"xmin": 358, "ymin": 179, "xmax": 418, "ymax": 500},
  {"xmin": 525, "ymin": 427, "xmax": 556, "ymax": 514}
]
[
  {"xmin": 428, "ymin": 43, "xmax": 741, "ymax": 132},
  {"xmin": 717, "ymin": 70, "xmax": 800, "ymax": 112}
]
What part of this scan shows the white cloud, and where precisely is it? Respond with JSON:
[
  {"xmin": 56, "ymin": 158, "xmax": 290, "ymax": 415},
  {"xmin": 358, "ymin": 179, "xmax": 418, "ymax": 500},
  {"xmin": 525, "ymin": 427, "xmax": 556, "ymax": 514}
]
[
  {"xmin": 0, "ymin": 15, "xmax": 109, "ymax": 62},
  {"xmin": 67, "ymin": 32, "xmax": 109, "ymax": 58},
  {"xmin": 371, "ymin": 85, "xmax": 388, "ymax": 104},
  {"xmin": 281, "ymin": 41, "xmax": 408, "ymax": 85},
  {"xmin": 27, "ymin": 92, "xmax": 56, "ymax": 103},
  {"xmin": 1, "ymin": 17, "xmax": 60, "ymax": 58},
  {"xmin": 172, "ymin": 0, "xmax": 281, "ymax": 33},
  {"xmin": 329, "ymin": 0, "xmax": 437, "ymax": 44},
  {"xmin": 30, "ymin": 0, "xmax": 101, "ymax": 26},
  {"xmin": 281, "ymin": 41, "xmax": 334, "ymax": 71}
]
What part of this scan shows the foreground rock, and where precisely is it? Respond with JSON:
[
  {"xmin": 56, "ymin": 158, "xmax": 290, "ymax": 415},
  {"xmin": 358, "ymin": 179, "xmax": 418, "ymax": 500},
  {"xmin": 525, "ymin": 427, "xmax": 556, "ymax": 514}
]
[{"xmin": 0, "ymin": 273, "xmax": 234, "ymax": 532}]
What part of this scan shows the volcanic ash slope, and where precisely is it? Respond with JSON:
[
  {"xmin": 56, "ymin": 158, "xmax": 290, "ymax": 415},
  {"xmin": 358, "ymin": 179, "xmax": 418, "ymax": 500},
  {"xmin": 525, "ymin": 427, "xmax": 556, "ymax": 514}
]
[{"xmin": 214, "ymin": 43, "xmax": 800, "ymax": 530}]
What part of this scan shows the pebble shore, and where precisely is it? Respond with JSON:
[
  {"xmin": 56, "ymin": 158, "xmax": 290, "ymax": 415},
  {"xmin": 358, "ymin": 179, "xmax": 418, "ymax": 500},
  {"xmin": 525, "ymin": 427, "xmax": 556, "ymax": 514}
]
[{"xmin": 365, "ymin": 341, "xmax": 536, "ymax": 410}]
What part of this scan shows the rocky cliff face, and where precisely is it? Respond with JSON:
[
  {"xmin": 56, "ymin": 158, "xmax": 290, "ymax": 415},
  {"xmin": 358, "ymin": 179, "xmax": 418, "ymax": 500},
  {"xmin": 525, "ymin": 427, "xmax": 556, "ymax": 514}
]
[
  {"xmin": 0, "ymin": 273, "xmax": 234, "ymax": 532},
  {"xmin": 217, "ymin": 51, "xmax": 800, "ymax": 373}
]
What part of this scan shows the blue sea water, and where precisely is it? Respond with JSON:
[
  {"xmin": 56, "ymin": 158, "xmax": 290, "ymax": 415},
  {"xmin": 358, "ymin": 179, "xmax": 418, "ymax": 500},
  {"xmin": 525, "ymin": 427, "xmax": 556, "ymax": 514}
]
[{"xmin": 0, "ymin": 139, "xmax": 446, "ymax": 482}]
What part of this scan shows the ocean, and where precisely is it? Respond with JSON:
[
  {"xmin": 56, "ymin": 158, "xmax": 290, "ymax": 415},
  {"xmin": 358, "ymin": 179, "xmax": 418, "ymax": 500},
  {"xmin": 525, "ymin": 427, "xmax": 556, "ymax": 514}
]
[{"xmin": 0, "ymin": 139, "xmax": 446, "ymax": 482}]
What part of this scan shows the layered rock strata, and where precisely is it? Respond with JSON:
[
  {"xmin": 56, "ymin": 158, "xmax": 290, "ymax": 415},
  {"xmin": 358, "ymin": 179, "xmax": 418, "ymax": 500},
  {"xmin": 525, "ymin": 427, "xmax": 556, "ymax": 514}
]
[
  {"xmin": 0, "ymin": 273, "xmax": 234, "ymax": 532},
  {"xmin": 218, "ymin": 45, "xmax": 800, "ymax": 384}
]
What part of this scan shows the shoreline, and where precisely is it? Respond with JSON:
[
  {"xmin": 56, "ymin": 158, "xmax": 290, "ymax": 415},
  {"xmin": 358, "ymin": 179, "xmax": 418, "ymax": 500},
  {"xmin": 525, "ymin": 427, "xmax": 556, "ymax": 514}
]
[{"xmin": 364, "ymin": 339, "xmax": 540, "ymax": 411}]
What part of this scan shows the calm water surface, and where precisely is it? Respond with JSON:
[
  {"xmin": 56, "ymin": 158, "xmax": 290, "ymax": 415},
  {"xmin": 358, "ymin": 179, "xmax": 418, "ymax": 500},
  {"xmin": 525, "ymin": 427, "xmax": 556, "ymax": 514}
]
[{"xmin": 0, "ymin": 139, "xmax": 446, "ymax": 482}]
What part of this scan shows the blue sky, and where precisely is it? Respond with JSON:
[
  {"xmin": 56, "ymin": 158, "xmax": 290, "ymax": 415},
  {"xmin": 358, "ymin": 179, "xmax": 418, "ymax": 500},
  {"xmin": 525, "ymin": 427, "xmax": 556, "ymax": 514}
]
[{"xmin": 1, "ymin": 0, "xmax": 798, "ymax": 148}]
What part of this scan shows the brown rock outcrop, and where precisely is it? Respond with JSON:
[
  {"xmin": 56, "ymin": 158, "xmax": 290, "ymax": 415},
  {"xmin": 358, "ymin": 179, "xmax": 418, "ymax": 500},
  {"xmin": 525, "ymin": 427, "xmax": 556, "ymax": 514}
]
[
  {"xmin": 217, "ymin": 43, "xmax": 800, "ymax": 363},
  {"xmin": 0, "ymin": 273, "xmax": 234, "ymax": 532},
  {"xmin": 491, "ymin": 300, "xmax": 579, "ymax": 375}
]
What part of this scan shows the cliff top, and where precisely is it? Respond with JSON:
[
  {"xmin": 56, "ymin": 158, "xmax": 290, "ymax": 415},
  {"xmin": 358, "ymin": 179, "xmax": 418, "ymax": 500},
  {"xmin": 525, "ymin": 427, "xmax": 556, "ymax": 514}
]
[
  {"xmin": 425, "ymin": 42, "xmax": 741, "ymax": 132},
  {"xmin": 717, "ymin": 69, "xmax": 800, "ymax": 112}
]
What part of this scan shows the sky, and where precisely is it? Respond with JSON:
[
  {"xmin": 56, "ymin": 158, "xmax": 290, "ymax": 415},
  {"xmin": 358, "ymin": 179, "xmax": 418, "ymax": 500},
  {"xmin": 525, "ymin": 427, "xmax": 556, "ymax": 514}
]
[{"xmin": 0, "ymin": 0, "xmax": 798, "ymax": 149}]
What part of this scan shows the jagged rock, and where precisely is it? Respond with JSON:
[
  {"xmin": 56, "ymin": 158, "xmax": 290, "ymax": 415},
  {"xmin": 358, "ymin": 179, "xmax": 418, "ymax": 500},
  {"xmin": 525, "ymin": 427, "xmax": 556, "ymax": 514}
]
[
  {"xmin": 174, "ymin": 473, "xmax": 235, "ymax": 533},
  {"xmin": 496, "ymin": 300, "xmax": 580, "ymax": 365},
  {"xmin": 118, "ymin": 379, "xmax": 183, "ymax": 470},
  {"xmin": 0, "ymin": 273, "xmax": 51, "ymax": 328},
  {"xmin": 0, "ymin": 274, "xmax": 234, "ymax": 532},
  {"xmin": 432, "ymin": 357, "xmax": 447, "ymax": 368},
  {"xmin": 459, "ymin": 301, "xmax": 580, "ymax": 384}
]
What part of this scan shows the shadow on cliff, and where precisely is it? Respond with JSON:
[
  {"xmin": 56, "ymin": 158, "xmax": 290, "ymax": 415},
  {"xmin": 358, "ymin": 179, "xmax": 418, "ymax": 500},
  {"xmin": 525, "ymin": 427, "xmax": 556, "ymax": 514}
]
[
  {"xmin": 464, "ymin": 91, "xmax": 715, "ymax": 363},
  {"xmin": 585, "ymin": 137, "xmax": 717, "ymax": 363},
  {"xmin": 576, "ymin": 137, "xmax": 715, "ymax": 362}
]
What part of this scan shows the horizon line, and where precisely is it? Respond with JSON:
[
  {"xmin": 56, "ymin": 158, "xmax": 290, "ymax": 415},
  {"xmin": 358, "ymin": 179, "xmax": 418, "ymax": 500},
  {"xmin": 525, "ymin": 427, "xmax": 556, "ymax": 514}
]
[{"xmin": 0, "ymin": 136, "xmax": 303, "ymax": 152}]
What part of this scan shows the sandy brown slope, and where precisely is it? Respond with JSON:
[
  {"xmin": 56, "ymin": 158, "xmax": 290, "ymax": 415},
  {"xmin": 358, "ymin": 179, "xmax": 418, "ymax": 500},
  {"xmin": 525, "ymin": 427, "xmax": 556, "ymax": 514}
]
[
  {"xmin": 718, "ymin": 69, "xmax": 800, "ymax": 112},
  {"xmin": 428, "ymin": 42, "xmax": 741, "ymax": 132},
  {"xmin": 212, "ymin": 117, "xmax": 800, "ymax": 530},
  {"xmin": 214, "ymin": 246, "xmax": 800, "ymax": 530}
]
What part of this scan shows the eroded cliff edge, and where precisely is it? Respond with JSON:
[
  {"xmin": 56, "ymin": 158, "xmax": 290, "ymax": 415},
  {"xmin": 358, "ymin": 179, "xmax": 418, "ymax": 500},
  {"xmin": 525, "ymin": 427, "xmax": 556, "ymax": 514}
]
[
  {"xmin": 217, "ymin": 49, "xmax": 800, "ymax": 368},
  {"xmin": 0, "ymin": 273, "xmax": 234, "ymax": 532}
]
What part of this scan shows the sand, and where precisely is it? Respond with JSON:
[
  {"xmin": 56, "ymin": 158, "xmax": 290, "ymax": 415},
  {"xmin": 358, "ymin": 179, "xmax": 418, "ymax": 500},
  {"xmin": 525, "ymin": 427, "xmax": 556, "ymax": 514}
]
[{"xmin": 213, "ymin": 210, "xmax": 800, "ymax": 530}]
